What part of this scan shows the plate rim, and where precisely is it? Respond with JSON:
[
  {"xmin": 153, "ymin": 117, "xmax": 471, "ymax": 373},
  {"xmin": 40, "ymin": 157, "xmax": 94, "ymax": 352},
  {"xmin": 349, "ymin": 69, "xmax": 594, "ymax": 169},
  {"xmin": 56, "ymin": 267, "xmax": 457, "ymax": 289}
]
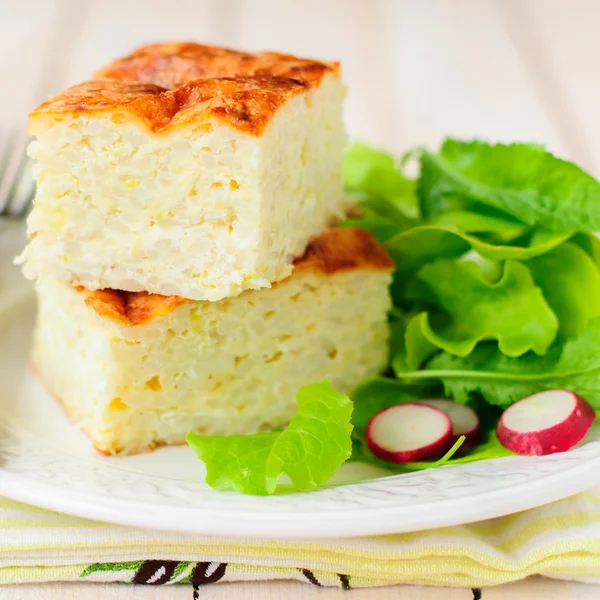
[{"xmin": 4, "ymin": 446, "xmax": 600, "ymax": 538}]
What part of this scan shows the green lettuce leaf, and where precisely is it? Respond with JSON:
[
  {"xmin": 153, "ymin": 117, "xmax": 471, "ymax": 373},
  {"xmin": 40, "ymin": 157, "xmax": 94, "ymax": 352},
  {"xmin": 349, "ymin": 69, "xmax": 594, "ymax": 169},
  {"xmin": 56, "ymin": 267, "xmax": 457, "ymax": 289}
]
[
  {"xmin": 427, "ymin": 209, "xmax": 529, "ymax": 243},
  {"xmin": 186, "ymin": 380, "xmax": 353, "ymax": 495},
  {"xmin": 341, "ymin": 144, "xmax": 419, "ymax": 240},
  {"xmin": 344, "ymin": 143, "xmax": 418, "ymax": 218},
  {"xmin": 385, "ymin": 224, "xmax": 571, "ymax": 280},
  {"xmin": 395, "ymin": 317, "xmax": 600, "ymax": 408},
  {"xmin": 340, "ymin": 204, "xmax": 404, "ymax": 243},
  {"xmin": 398, "ymin": 259, "xmax": 558, "ymax": 369},
  {"xmin": 402, "ymin": 314, "xmax": 439, "ymax": 371},
  {"xmin": 419, "ymin": 139, "xmax": 600, "ymax": 232},
  {"xmin": 572, "ymin": 232, "xmax": 600, "ymax": 265},
  {"xmin": 527, "ymin": 242, "xmax": 600, "ymax": 337}
]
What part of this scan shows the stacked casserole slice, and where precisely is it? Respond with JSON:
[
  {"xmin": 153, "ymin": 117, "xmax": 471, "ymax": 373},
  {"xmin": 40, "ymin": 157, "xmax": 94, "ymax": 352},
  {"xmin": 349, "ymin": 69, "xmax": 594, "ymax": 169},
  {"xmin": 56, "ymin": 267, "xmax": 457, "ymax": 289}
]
[{"xmin": 17, "ymin": 43, "xmax": 394, "ymax": 455}]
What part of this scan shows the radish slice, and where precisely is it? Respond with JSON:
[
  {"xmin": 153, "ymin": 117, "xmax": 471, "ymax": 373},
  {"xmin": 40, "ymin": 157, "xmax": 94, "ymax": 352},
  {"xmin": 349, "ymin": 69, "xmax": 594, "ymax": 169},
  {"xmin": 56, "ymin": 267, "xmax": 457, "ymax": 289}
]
[
  {"xmin": 416, "ymin": 399, "xmax": 480, "ymax": 448},
  {"xmin": 497, "ymin": 390, "xmax": 595, "ymax": 456},
  {"xmin": 366, "ymin": 403, "xmax": 453, "ymax": 463}
]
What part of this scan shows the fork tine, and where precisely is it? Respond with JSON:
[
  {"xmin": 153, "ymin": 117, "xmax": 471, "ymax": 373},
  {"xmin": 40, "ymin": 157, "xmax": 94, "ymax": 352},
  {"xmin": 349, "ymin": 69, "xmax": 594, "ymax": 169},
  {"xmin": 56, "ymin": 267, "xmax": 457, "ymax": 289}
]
[
  {"xmin": 9, "ymin": 160, "xmax": 36, "ymax": 218},
  {"xmin": 4, "ymin": 138, "xmax": 33, "ymax": 217},
  {"xmin": 0, "ymin": 133, "xmax": 31, "ymax": 217},
  {"xmin": 0, "ymin": 129, "xmax": 15, "ymax": 213}
]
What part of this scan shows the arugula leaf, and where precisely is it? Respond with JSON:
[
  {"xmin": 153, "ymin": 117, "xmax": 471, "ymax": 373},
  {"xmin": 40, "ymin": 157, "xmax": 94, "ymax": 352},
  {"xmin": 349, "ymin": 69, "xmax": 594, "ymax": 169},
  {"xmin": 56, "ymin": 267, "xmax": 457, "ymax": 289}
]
[
  {"xmin": 527, "ymin": 242, "xmax": 600, "ymax": 337},
  {"xmin": 187, "ymin": 380, "xmax": 353, "ymax": 495},
  {"xmin": 395, "ymin": 317, "xmax": 600, "ymax": 408},
  {"xmin": 419, "ymin": 139, "xmax": 600, "ymax": 232},
  {"xmin": 398, "ymin": 259, "xmax": 558, "ymax": 369}
]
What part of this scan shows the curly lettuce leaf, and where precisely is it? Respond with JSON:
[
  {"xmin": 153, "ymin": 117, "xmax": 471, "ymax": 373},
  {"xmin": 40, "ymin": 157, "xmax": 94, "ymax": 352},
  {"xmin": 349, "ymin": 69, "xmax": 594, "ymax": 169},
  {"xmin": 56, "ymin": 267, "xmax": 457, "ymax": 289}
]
[
  {"xmin": 527, "ymin": 242, "xmax": 600, "ymax": 338},
  {"xmin": 187, "ymin": 380, "xmax": 353, "ymax": 495},
  {"xmin": 398, "ymin": 259, "xmax": 558, "ymax": 369},
  {"xmin": 385, "ymin": 224, "xmax": 571, "ymax": 281},
  {"xmin": 572, "ymin": 232, "xmax": 600, "ymax": 265},
  {"xmin": 427, "ymin": 209, "xmax": 529, "ymax": 243},
  {"xmin": 419, "ymin": 139, "xmax": 600, "ymax": 232},
  {"xmin": 395, "ymin": 317, "xmax": 600, "ymax": 408}
]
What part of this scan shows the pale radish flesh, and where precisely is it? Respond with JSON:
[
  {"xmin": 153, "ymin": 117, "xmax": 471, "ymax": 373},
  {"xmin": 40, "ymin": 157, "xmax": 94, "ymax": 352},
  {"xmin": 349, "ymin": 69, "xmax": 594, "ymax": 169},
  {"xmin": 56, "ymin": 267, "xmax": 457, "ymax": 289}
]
[
  {"xmin": 416, "ymin": 399, "xmax": 480, "ymax": 448},
  {"xmin": 366, "ymin": 403, "xmax": 453, "ymax": 463},
  {"xmin": 496, "ymin": 390, "xmax": 595, "ymax": 456}
]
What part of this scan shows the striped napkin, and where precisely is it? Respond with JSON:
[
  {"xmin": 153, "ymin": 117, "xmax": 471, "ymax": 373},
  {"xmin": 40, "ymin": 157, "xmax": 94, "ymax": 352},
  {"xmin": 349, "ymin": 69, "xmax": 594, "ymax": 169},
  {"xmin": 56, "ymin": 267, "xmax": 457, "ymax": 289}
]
[{"xmin": 2, "ymin": 489, "xmax": 600, "ymax": 589}]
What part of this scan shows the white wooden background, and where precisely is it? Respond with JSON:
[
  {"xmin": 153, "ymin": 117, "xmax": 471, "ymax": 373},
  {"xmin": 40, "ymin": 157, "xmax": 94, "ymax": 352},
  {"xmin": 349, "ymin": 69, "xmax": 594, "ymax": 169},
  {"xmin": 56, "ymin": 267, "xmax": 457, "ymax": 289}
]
[{"xmin": 1, "ymin": 0, "xmax": 600, "ymax": 598}]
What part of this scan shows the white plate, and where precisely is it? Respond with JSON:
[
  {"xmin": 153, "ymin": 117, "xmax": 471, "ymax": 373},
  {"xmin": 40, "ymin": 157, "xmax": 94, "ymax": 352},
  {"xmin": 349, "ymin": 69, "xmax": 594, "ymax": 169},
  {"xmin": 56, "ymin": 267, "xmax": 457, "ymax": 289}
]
[{"xmin": 3, "ymin": 293, "xmax": 600, "ymax": 539}]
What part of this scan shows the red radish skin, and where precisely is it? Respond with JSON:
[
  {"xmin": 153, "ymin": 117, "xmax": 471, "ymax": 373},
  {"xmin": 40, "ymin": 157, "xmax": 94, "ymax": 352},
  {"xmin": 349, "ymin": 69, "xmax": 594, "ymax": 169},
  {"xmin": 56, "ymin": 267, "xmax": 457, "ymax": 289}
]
[
  {"xmin": 365, "ymin": 403, "xmax": 453, "ymax": 463},
  {"xmin": 497, "ymin": 390, "xmax": 595, "ymax": 456},
  {"xmin": 416, "ymin": 399, "xmax": 480, "ymax": 449}
]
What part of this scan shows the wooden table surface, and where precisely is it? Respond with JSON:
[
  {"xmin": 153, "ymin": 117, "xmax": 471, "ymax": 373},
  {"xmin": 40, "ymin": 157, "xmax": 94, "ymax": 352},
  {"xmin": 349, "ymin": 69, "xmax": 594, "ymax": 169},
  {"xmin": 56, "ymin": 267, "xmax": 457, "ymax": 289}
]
[{"xmin": 1, "ymin": 0, "xmax": 599, "ymax": 598}]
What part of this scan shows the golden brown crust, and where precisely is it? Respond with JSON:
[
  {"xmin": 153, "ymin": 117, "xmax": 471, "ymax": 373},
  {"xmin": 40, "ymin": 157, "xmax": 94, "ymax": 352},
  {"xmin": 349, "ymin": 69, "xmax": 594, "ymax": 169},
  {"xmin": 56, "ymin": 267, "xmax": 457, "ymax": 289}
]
[
  {"xmin": 294, "ymin": 227, "xmax": 394, "ymax": 275},
  {"xmin": 76, "ymin": 228, "xmax": 393, "ymax": 326},
  {"xmin": 31, "ymin": 77, "xmax": 309, "ymax": 136},
  {"xmin": 30, "ymin": 42, "xmax": 339, "ymax": 136},
  {"xmin": 95, "ymin": 42, "xmax": 339, "ymax": 89},
  {"xmin": 76, "ymin": 286, "xmax": 186, "ymax": 326}
]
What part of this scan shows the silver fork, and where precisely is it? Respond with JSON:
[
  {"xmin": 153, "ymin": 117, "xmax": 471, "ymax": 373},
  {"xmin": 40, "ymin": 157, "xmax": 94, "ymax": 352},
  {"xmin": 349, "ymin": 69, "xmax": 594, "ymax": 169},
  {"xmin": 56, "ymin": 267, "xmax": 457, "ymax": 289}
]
[{"xmin": 0, "ymin": 130, "xmax": 35, "ymax": 229}]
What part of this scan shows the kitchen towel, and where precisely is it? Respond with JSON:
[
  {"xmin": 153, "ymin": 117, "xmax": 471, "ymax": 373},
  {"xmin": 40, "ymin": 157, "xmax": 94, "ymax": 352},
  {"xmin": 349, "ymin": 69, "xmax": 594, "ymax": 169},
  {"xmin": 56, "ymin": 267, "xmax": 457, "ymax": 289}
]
[{"xmin": 2, "ymin": 489, "xmax": 600, "ymax": 588}]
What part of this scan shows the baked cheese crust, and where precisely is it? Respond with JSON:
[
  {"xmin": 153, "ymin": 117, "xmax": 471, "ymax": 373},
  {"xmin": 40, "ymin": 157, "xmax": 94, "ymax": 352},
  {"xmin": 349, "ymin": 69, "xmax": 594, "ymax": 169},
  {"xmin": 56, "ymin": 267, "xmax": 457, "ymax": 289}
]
[{"xmin": 96, "ymin": 41, "xmax": 339, "ymax": 94}]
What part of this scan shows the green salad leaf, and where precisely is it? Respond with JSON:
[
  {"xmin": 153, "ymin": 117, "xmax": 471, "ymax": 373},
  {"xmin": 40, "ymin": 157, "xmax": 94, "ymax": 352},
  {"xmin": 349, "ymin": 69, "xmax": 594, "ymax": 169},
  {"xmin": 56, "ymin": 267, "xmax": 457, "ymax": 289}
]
[
  {"xmin": 341, "ymin": 144, "xmax": 419, "ymax": 240},
  {"xmin": 343, "ymin": 143, "xmax": 418, "ymax": 218},
  {"xmin": 341, "ymin": 202, "xmax": 410, "ymax": 243},
  {"xmin": 572, "ymin": 232, "xmax": 600, "ymax": 265},
  {"xmin": 385, "ymin": 224, "xmax": 571, "ymax": 280},
  {"xmin": 427, "ymin": 209, "xmax": 529, "ymax": 243},
  {"xmin": 527, "ymin": 242, "xmax": 600, "ymax": 338},
  {"xmin": 399, "ymin": 259, "xmax": 558, "ymax": 369},
  {"xmin": 402, "ymin": 314, "xmax": 439, "ymax": 371},
  {"xmin": 395, "ymin": 317, "xmax": 600, "ymax": 408},
  {"xmin": 419, "ymin": 139, "xmax": 600, "ymax": 232},
  {"xmin": 187, "ymin": 380, "xmax": 353, "ymax": 495}
]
